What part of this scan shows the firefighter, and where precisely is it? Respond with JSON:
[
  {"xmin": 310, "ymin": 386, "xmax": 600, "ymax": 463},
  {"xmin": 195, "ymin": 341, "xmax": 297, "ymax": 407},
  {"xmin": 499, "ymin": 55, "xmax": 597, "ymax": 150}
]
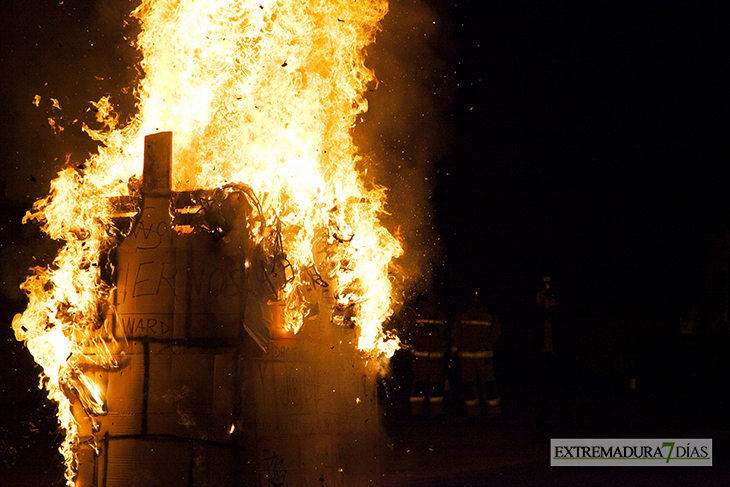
[
  {"xmin": 453, "ymin": 292, "xmax": 501, "ymax": 418},
  {"xmin": 533, "ymin": 276, "xmax": 574, "ymax": 441},
  {"xmin": 406, "ymin": 292, "xmax": 448, "ymax": 417}
]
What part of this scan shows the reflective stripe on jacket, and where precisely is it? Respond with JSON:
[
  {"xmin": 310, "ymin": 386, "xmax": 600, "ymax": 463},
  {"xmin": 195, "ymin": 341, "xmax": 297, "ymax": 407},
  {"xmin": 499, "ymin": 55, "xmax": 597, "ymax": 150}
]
[{"xmin": 457, "ymin": 350, "xmax": 493, "ymax": 359}]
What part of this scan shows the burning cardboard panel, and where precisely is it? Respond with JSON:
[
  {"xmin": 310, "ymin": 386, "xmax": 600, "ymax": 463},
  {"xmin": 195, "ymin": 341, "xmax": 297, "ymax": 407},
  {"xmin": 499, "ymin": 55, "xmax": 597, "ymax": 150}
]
[{"xmin": 75, "ymin": 133, "xmax": 379, "ymax": 487}]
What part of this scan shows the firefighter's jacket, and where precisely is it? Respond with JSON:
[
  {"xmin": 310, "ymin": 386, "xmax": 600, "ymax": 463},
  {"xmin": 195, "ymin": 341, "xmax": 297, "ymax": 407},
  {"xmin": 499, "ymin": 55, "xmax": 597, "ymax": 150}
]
[
  {"xmin": 453, "ymin": 307, "xmax": 499, "ymax": 383},
  {"xmin": 406, "ymin": 307, "xmax": 448, "ymax": 383}
]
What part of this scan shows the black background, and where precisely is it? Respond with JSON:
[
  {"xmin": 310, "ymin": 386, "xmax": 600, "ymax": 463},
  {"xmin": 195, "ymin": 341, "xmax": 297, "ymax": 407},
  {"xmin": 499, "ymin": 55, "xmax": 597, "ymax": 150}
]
[{"xmin": 430, "ymin": 1, "xmax": 727, "ymax": 319}]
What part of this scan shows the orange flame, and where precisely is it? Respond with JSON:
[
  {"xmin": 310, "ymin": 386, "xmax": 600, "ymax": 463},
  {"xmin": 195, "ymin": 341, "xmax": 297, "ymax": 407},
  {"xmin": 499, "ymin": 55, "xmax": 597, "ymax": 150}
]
[{"xmin": 14, "ymin": 0, "xmax": 403, "ymax": 484}]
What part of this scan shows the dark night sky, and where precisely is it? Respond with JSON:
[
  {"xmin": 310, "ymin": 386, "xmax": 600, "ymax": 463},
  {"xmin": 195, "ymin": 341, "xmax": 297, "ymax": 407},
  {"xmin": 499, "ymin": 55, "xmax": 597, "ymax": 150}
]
[
  {"xmin": 1, "ymin": 0, "xmax": 728, "ymax": 322},
  {"xmin": 428, "ymin": 1, "xmax": 728, "ymax": 318}
]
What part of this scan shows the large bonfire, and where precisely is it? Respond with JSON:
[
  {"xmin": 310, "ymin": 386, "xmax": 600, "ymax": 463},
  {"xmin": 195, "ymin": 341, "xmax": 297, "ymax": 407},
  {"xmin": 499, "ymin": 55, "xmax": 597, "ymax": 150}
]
[{"xmin": 12, "ymin": 0, "xmax": 402, "ymax": 484}]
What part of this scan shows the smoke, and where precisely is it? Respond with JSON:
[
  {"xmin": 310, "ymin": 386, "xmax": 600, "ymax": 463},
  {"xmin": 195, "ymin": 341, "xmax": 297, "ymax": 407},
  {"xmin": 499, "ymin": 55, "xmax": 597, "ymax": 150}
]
[{"xmin": 355, "ymin": 0, "xmax": 456, "ymax": 301}]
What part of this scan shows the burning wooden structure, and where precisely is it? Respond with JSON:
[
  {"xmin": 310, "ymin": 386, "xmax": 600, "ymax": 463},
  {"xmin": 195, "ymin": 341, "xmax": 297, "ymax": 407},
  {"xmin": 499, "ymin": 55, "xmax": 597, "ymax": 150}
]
[{"xmin": 73, "ymin": 133, "xmax": 379, "ymax": 487}]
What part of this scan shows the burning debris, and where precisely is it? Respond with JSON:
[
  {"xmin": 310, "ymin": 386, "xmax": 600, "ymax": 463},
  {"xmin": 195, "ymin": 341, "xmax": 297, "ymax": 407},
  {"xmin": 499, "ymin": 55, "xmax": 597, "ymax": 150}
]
[{"xmin": 12, "ymin": 0, "xmax": 404, "ymax": 485}]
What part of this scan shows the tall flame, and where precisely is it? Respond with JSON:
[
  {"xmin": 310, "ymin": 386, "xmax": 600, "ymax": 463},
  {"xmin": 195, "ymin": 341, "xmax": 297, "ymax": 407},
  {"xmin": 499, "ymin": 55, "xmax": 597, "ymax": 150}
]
[{"xmin": 13, "ymin": 0, "xmax": 403, "ymax": 484}]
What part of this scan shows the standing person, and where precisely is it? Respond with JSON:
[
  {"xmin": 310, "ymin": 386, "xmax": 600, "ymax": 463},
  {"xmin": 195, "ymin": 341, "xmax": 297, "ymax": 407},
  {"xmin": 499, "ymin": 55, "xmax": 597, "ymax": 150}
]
[
  {"xmin": 533, "ymin": 276, "xmax": 573, "ymax": 441},
  {"xmin": 453, "ymin": 292, "xmax": 501, "ymax": 418},
  {"xmin": 406, "ymin": 292, "xmax": 448, "ymax": 417}
]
